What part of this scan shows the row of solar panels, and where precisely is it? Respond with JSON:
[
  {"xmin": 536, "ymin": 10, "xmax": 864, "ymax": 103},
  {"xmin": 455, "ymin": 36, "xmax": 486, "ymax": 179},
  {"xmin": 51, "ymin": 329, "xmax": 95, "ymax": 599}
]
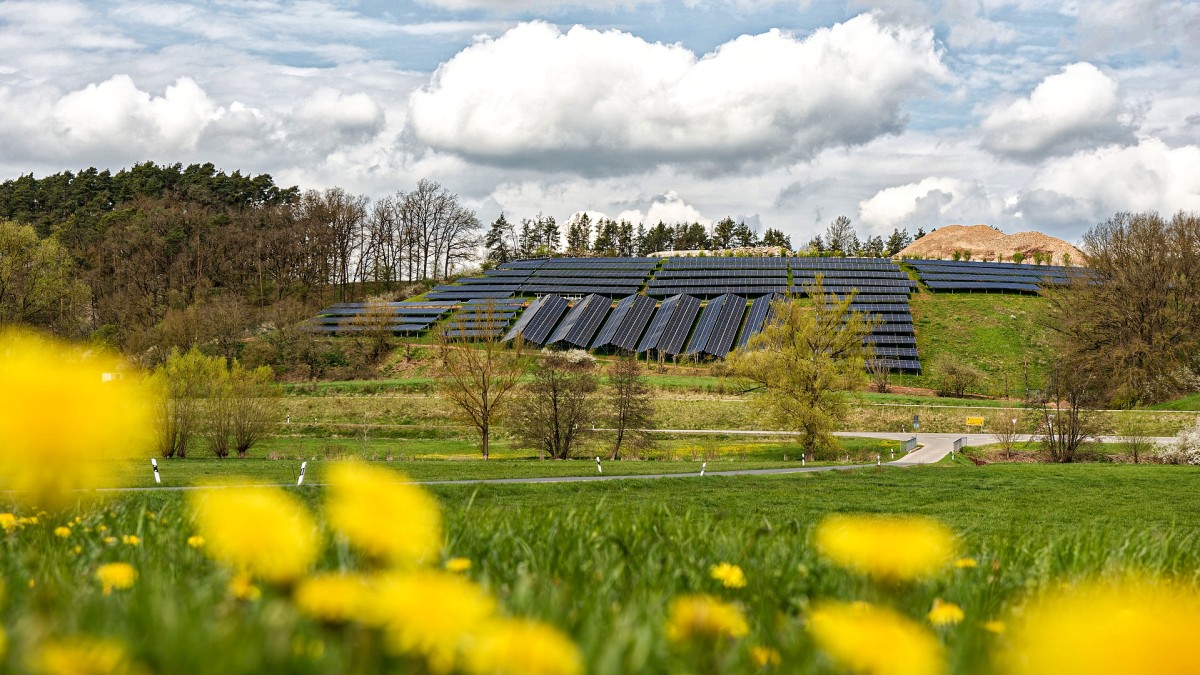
[
  {"xmin": 907, "ymin": 259, "xmax": 1089, "ymax": 294},
  {"xmin": 304, "ymin": 294, "xmax": 921, "ymax": 372}
]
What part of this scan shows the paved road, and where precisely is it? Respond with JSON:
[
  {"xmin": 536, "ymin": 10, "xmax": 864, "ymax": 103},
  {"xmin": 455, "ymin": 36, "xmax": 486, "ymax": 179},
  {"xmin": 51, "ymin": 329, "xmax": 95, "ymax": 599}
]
[{"xmin": 92, "ymin": 432, "xmax": 1176, "ymax": 492}]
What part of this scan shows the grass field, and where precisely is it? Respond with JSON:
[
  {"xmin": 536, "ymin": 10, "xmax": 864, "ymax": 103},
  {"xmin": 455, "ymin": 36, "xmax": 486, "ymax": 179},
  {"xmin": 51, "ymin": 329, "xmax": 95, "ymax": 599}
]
[{"xmin": 4, "ymin": 463, "xmax": 1200, "ymax": 674}]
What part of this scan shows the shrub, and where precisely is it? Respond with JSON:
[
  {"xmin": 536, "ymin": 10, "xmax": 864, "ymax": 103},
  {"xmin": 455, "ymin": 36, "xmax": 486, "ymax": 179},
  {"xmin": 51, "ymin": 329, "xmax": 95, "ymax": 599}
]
[{"xmin": 1153, "ymin": 419, "xmax": 1200, "ymax": 465}]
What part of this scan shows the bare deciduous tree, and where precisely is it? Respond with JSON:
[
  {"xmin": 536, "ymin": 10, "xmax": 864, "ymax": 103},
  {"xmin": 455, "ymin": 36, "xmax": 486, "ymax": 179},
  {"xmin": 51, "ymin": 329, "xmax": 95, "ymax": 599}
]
[
  {"xmin": 513, "ymin": 350, "xmax": 598, "ymax": 460},
  {"xmin": 605, "ymin": 356, "xmax": 655, "ymax": 460},
  {"xmin": 435, "ymin": 303, "xmax": 525, "ymax": 460},
  {"xmin": 1034, "ymin": 362, "xmax": 1101, "ymax": 463}
]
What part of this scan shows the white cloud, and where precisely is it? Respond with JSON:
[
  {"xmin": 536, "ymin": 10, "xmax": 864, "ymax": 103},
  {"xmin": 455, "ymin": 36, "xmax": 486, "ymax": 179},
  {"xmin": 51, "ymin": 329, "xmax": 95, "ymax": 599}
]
[
  {"xmin": 979, "ymin": 62, "xmax": 1138, "ymax": 161},
  {"xmin": 1031, "ymin": 138, "xmax": 1200, "ymax": 216},
  {"xmin": 408, "ymin": 14, "xmax": 946, "ymax": 174},
  {"xmin": 52, "ymin": 75, "xmax": 218, "ymax": 153},
  {"xmin": 858, "ymin": 176, "xmax": 996, "ymax": 232},
  {"xmin": 616, "ymin": 191, "xmax": 711, "ymax": 225}
]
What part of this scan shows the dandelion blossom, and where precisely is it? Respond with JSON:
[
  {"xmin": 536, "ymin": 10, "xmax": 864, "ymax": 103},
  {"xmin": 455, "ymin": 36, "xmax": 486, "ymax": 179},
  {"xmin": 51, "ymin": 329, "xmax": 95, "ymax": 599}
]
[
  {"xmin": 229, "ymin": 573, "xmax": 262, "ymax": 602},
  {"xmin": 809, "ymin": 601, "xmax": 945, "ymax": 675},
  {"xmin": 54, "ymin": 527, "xmax": 71, "ymax": 538},
  {"xmin": 954, "ymin": 558, "xmax": 978, "ymax": 569},
  {"xmin": 186, "ymin": 535, "xmax": 205, "ymax": 549},
  {"xmin": 814, "ymin": 514, "xmax": 957, "ymax": 582},
  {"xmin": 95, "ymin": 563, "xmax": 137, "ymax": 595},
  {"xmin": 665, "ymin": 594, "xmax": 749, "ymax": 644},
  {"xmin": 189, "ymin": 484, "xmax": 318, "ymax": 583},
  {"xmin": 998, "ymin": 578, "xmax": 1200, "ymax": 675},
  {"xmin": 750, "ymin": 645, "xmax": 781, "ymax": 668},
  {"xmin": 927, "ymin": 599, "xmax": 964, "ymax": 626},
  {"xmin": 0, "ymin": 330, "xmax": 156, "ymax": 509},
  {"xmin": 445, "ymin": 557, "xmax": 472, "ymax": 573},
  {"xmin": 325, "ymin": 462, "xmax": 442, "ymax": 566},
  {"xmin": 0, "ymin": 514, "xmax": 18, "ymax": 533},
  {"xmin": 37, "ymin": 637, "xmax": 140, "ymax": 675},
  {"xmin": 465, "ymin": 618, "xmax": 583, "ymax": 675},
  {"xmin": 294, "ymin": 573, "xmax": 369, "ymax": 623},
  {"xmin": 121, "ymin": 535, "xmax": 139, "ymax": 546},
  {"xmin": 982, "ymin": 620, "xmax": 1005, "ymax": 635},
  {"xmin": 363, "ymin": 569, "xmax": 497, "ymax": 672},
  {"xmin": 710, "ymin": 562, "xmax": 747, "ymax": 589}
]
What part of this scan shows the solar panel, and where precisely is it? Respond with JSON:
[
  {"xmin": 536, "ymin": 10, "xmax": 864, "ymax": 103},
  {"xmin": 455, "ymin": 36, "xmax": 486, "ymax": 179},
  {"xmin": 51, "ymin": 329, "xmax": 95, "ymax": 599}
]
[
  {"xmin": 519, "ymin": 295, "xmax": 570, "ymax": 345},
  {"xmin": 685, "ymin": 294, "xmax": 732, "ymax": 356},
  {"xmin": 663, "ymin": 257, "xmax": 788, "ymax": 270},
  {"xmin": 637, "ymin": 294, "xmax": 701, "ymax": 355},
  {"xmin": 547, "ymin": 294, "xmax": 612, "ymax": 347},
  {"xmin": 592, "ymin": 294, "xmax": 656, "ymax": 351},
  {"xmin": 735, "ymin": 294, "xmax": 779, "ymax": 349}
]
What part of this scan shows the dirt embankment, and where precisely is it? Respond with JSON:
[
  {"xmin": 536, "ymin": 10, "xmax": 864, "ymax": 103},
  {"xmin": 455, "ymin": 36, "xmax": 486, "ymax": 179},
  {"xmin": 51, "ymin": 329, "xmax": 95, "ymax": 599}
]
[{"xmin": 897, "ymin": 224, "xmax": 1084, "ymax": 264}]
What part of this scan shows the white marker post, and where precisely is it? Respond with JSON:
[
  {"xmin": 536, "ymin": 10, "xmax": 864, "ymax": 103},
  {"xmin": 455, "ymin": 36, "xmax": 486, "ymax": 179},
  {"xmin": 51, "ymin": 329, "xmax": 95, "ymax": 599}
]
[
  {"xmin": 890, "ymin": 449, "xmax": 895, "ymax": 460},
  {"xmin": 801, "ymin": 456, "xmax": 805, "ymax": 466},
  {"xmin": 700, "ymin": 461, "xmax": 706, "ymax": 476},
  {"xmin": 150, "ymin": 458, "xmax": 161, "ymax": 484},
  {"xmin": 877, "ymin": 454, "xmax": 882, "ymax": 466},
  {"xmin": 297, "ymin": 461, "xmax": 307, "ymax": 486},
  {"xmin": 595, "ymin": 457, "xmax": 602, "ymax": 474}
]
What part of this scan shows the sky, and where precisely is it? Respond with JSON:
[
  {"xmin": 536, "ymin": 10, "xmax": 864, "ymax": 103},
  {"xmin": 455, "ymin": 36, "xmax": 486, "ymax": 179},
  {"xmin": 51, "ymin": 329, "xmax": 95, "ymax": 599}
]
[{"xmin": 1, "ymin": 1, "xmax": 1198, "ymax": 245}]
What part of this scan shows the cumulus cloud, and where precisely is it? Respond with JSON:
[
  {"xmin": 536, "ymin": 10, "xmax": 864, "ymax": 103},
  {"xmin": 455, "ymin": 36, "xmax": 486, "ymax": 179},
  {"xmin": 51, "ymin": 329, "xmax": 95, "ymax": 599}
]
[
  {"xmin": 616, "ymin": 191, "xmax": 711, "ymax": 225},
  {"xmin": 408, "ymin": 14, "xmax": 946, "ymax": 174},
  {"xmin": 979, "ymin": 62, "xmax": 1138, "ymax": 161},
  {"xmin": 858, "ymin": 176, "xmax": 996, "ymax": 232},
  {"xmin": 1031, "ymin": 138, "xmax": 1200, "ymax": 216}
]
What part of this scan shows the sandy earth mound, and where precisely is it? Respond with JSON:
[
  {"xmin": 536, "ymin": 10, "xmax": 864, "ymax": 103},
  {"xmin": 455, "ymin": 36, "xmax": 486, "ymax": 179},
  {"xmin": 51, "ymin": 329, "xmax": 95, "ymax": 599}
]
[{"xmin": 897, "ymin": 224, "xmax": 1084, "ymax": 264}]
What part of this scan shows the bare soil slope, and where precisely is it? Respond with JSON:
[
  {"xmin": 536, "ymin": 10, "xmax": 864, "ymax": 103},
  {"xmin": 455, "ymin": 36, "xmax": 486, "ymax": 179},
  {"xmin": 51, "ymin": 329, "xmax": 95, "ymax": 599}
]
[{"xmin": 897, "ymin": 224, "xmax": 1084, "ymax": 263}]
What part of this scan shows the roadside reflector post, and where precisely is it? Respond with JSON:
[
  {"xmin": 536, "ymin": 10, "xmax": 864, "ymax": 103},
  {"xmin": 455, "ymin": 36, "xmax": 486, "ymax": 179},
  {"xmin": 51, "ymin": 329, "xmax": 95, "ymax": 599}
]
[
  {"xmin": 877, "ymin": 454, "xmax": 881, "ymax": 466},
  {"xmin": 801, "ymin": 456, "xmax": 805, "ymax": 466},
  {"xmin": 297, "ymin": 461, "xmax": 307, "ymax": 486},
  {"xmin": 150, "ymin": 458, "xmax": 161, "ymax": 484},
  {"xmin": 595, "ymin": 457, "xmax": 602, "ymax": 474},
  {"xmin": 700, "ymin": 461, "xmax": 706, "ymax": 476}
]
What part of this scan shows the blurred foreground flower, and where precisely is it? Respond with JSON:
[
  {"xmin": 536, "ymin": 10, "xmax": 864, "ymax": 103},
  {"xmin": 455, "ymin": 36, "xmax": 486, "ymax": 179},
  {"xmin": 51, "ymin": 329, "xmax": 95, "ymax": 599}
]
[
  {"xmin": 54, "ymin": 526, "xmax": 71, "ymax": 538},
  {"xmin": 0, "ymin": 513, "xmax": 17, "ymax": 533},
  {"xmin": 294, "ymin": 573, "xmax": 369, "ymax": 623},
  {"xmin": 189, "ymin": 484, "xmax": 318, "ymax": 583},
  {"xmin": 465, "ymin": 618, "xmax": 583, "ymax": 675},
  {"xmin": 710, "ymin": 562, "xmax": 747, "ymax": 589},
  {"xmin": 0, "ymin": 330, "xmax": 156, "ymax": 509},
  {"xmin": 365, "ymin": 569, "xmax": 497, "ymax": 672},
  {"xmin": 750, "ymin": 645, "xmax": 781, "ymax": 668},
  {"xmin": 325, "ymin": 462, "xmax": 443, "ymax": 567},
  {"xmin": 666, "ymin": 594, "xmax": 749, "ymax": 644},
  {"xmin": 95, "ymin": 563, "xmax": 137, "ymax": 595},
  {"xmin": 37, "ymin": 637, "xmax": 142, "ymax": 675},
  {"xmin": 814, "ymin": 514, "xmax": 957, "ymax": 582},
  {"xmin": 809, "ymin": 600, "xmax": 945, "ymax": 675},
  {"xmin": 927, "ymin": 599, "xmax": 964, "ymax": 626},
  {"xmin": 997, "ymin": 578, "xmax": 1200, "ymax": 675},
  {"xmin": 445, "ymin": 557, "xmax": 472, "ymax": 573}
]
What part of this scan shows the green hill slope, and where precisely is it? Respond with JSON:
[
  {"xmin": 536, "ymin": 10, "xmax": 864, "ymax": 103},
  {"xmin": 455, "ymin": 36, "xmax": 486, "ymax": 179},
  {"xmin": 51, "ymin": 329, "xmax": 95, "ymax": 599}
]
[{"xmin": 904, "ymin": 292, "xmax": 1051, "ymax": 398}]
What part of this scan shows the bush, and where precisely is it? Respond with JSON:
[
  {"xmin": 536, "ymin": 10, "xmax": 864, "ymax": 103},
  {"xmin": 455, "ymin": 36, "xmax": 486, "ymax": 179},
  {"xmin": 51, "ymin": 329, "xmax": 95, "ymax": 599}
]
[
  {"xmin": 931, "ymin": 354, "xmax": 982, "ymax": 398},
  {"xmin": 1154, "ymin": 419, "xmax": 1200, "ymax": 465}
]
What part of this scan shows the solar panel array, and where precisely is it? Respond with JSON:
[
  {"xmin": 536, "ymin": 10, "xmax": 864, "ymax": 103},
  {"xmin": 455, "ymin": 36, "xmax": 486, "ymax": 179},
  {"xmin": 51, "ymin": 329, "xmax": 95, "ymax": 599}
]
[
  {"xmin": 592, "ymin": 294, "xmax": 657, "ymax": 352},
  {"xmin": 442, "ymin": 299, "xmax": 525, "ymax": 339},
  {"xmin": 908, "ymin": 259, "xmax": 1085, "ymax": 294},
  {"xmin": 547, "ymin": 294, "xmax": 612, "ymax": 348},
  {"xmin": 504, "ymin": 295, "xmax": 570, "ymax": 345},
  {"xmin": 304, "ymin": 301, "xmax": 454, "ymax": 334},
  {"xmin": 636, "ymin": 294, "xmax": 701, "ymax": 356},
  {"xmin": 736, "ymin": 293, "xmax": 779, "ymax": 349},
  {"xmin": 684, "ymin": 294, "xmax": 748, "ymax": 358}
]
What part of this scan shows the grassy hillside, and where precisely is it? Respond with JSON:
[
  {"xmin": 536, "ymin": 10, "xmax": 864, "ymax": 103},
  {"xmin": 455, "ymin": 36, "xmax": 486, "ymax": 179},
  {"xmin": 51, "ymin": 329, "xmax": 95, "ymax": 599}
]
[{"xmin": 902, "ymin": 292, "xmax": 1051, "ymax": 397}]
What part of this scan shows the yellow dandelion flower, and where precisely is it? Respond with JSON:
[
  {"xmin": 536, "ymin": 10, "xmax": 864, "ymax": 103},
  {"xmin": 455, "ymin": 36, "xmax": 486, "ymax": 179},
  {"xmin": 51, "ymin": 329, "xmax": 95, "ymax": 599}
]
[
  {"xmin": 809, "ymin": 600, "xmax": 945, "ymax": 675},
  {"xmin": 96, "ymin": 525, "xmax": 107, "ymax": 533},
  {"xmin": 19, "ymin": 516, "xmax": 38, "ymax": 525},
  {"xmin": 37, "ymin": 637, "xmax": 140, "ymax": 675},
  {"xmin": 927, "ymin": 599, "xmax": 965, "ymax": 626},
  {"xmin": 103, "ymin": 536, "xmax": 117, "ymax": 545},
  {"xmin": 998, "ymin": 578, "xmax": 1200, "ymax": 675},
  {"xmin": 294, "ymin": 573, "xmax": 369, "ymax": 623},
  {"xmin": 229, "ymin": 573, "xmax": 262, "ymax": 601},
  {"xmin": 54, "ymin": 526, "xmax": 72, "ymax": 538},
  {"xmin": 363, "ymin": 569, "xmax": 496, "ymax": 673},
  {"xmin": 0, "ymin": 513, "xmax": 18, "ymax": 533},
  {"xmin": 465, "ymin": 618, "xmax": 584, "ymax": 675},
  {"xmin": 665, "ymin": 594, "xmax": 750, "ymax": 644},
  {"xmin": 445, "ymin": 557, "xmax": 472, "ymax": 573},
  {"xmin": 187, "ymin": 535, "xmax": 205, "ymax": 549},
  {"xmin": 0, "ymin": 330, "xmax": 157, "ymax": 510},
  {"xmin": 325, "ymin": 462, "xmax": 442, "ymax": 566},
  {"xmin": 982, "ymin": 620, "xmax": 1005, "ymax": 635},
  {"xmin": 814, "ymin": 514, "xmax": 957, "ymax": 582},
  {"xmin": 710, "ymin": 562, "xmax": 747, "ymax": 589},
  {"xmin": 954, "ymin": 558, "xmax": 978, "ymax": 569},
  {"xmin": 121, "ymin": 535, "xmax": 140, "ymax": 546},
  {"xmin": 189, "ymin": 484, "xmax": 318, "ymax": 583},
  {"xmin": 73, "ymin": 545, "xmax": 82, "ymax": 554},
  {"xmin": 95, "ymin": 563, "xmax": 137, "ymax": 595},
  {"xmin": 750, "ymin": 645, "xmax": 782, "ymax": 668}
]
